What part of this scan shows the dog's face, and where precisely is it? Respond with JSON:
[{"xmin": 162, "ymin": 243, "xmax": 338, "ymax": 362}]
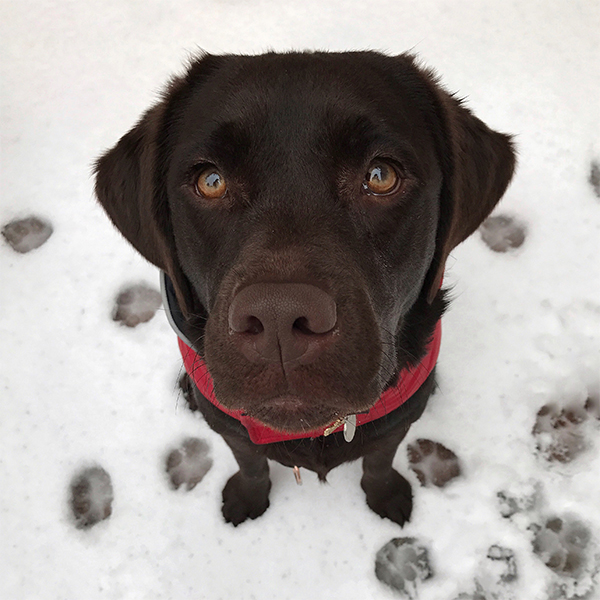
[{"xmin": 96, "ymin": 51, "xmax": 515, "ymax": 433}]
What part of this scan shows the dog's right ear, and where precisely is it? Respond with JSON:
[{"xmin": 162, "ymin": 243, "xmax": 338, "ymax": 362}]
[
  {"xmin": 416, "ymin": 67, "xmax": 516, "ymax": 303},
  {"xmin": 95, "ymin": 104, "xmax": 166, "ymax": 268},
  {"xmin": 95, "ymin": 53, "xmax": 227, "ymax": 316},
  {"xmin": 94, "ymin": 101, "xmax": 193, "ymax": 314}
]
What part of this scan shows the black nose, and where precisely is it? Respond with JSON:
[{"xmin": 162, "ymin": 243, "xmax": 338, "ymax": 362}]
[{"xmin": 228, "ymin": 283, "xmax": 337, "ymax": 365}]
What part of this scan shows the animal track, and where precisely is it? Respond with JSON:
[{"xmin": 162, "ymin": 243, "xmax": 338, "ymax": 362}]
[
  {"xmin": 454, "ymin": 586, "xmax": 487, "ymax": 600},
  {"xmin": 165, "ymin": 438, "xmax": 213, "ymax": 491},
  {"xmin": 496, "ymin": 481, "xmax": 598, "ymax": 598},
  {"xmin": 533, "ymin": 400, "xmax": 599, "ymax": 463},
  {"xmin": 589, "ymin": 160, "xmax": 600, "ymax": 199},
  {"xmin": 112, "ymin": 283, "xmax": 162, "ymax": 327},
  {"xmin": 407, "ymin": 439, "xmax": 461, "ymax": 487},
  {"xmin": 486, "ymin": 545, "xmax": 518, "ymax": 583},
  {"xmin": 497, "ymin": 483, "xmax": 539, "ymax": 519},
  {"xmin": 584, "ymin": 396, "xmax": 600, "ymax": 419},
  {"xmin": 453, "ymin": 546, "xmax": 518, "ymax": 600},
  {"xmin": 70, "ymin": 466, "xmax": 113, "ymax": 529},
  {"xmin": 532, "ymin": 515, "xmax": 593, "ymax": 581},
  {"xmin": 2, "ymin": 216, "xmax": 53, "ymax": 253},
  {"xmin": 374, "ymin": 537, "xmax": 433, "ymax": 598},
  {"xmin": 479, "ymin": 214, "xmax": 527, "ymax": 253}
]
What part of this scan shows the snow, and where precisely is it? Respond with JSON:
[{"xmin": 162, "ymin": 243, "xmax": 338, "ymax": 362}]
[{"xmin": 1, "ymin": 1, "xmax": 599, "ymax": 598}]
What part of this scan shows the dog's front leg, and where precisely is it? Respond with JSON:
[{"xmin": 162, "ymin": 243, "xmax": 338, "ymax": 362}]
[
  {"xmin": 220, "ymin": 434, "xmax": 271, "ymax": 526},
  {"xmin": 361, "ymin": 430, "xmax": 413, "ymax": 527}
]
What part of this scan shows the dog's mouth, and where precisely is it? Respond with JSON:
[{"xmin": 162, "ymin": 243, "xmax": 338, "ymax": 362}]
[
  {"xmin": 202, "ymin": 261, "xmax": 388, "ymax": 434},
  {"xmin": 244, "ymin": 394, "xmax": 349, "ymax": 433}
]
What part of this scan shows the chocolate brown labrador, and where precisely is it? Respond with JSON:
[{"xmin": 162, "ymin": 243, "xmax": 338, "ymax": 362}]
[{"xmin": 95, "ymin": 51, "xmax": 515, "ymax": 526}]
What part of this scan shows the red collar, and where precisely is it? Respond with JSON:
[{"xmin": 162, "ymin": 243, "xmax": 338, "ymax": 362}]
[{"xmin": 178, "ymin": 319, "xmax": 441, "ymax": 444}]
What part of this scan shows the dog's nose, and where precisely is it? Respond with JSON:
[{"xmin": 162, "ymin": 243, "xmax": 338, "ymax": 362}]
[{"xmin": 228, "ymin": 283, "xmax": 337, "ymax": 365}]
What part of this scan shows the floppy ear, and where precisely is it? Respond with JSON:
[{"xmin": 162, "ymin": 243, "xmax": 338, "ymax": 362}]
[
  {"xmin": 94, "ymin": 102, "xmax": 194, "ymax": 315},
  {"xmin": 423, "ymin": 79, "xmax": 516, "ymax": 302}
]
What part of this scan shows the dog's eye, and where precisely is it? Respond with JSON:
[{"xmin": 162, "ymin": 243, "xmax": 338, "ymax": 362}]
[
  {"xmin": 195, "ymin": 167, "xmax": 227, "ymax": 199},
  {"xmin": 363, "ymin": 161, "xmax": 400, "ymax": 196}
]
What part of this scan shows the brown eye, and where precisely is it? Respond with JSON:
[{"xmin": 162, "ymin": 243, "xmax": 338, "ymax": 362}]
[
  {"xmin": 195, "ymin": 167, "xmax": 227, "ymax": 199},
  {"xmin": 363, "ymin": 161, "xmax": 400, "ymax": 195}
]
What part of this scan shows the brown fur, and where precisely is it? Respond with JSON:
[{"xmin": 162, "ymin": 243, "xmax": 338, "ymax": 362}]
[{"xmin": 95, "ymin": 51, "xmax": 515, "ymax": 526}]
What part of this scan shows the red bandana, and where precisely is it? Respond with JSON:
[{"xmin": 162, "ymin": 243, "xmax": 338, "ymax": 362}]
[{"xmin": 178, "ymin": 320, "xmax": 442, "ymax": 444}]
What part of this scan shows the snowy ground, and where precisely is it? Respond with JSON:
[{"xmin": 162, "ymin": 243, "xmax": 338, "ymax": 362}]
[{"xmin": 1, "ymin": 1, "xmax": 599, "ymax": 599}]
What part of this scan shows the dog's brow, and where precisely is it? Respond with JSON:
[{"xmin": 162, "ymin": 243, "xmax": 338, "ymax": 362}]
[
  {"xmin": 322, "ymin": 112, "xmax": 424, "ymax": 178},
  {"xmin": 206, "ymin": 121, "xmax": 252, "ymax": 158},
  {"xmin": 177, "ymin": 119, "xmax": 253, "ymax": 172}
]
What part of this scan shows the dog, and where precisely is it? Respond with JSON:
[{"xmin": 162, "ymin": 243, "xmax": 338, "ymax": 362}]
[{"xmin": 95, "ymin": 51, "xmax": 515, "ymax": 526}]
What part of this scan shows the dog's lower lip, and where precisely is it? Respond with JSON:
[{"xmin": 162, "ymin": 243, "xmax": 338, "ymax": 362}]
[
  {"xmin": 263, "ymin": 395, "xmax": 308, "ymax": 411},
  {"xmin": 248, "ymin": 395, "xmax": 338, "ymax": 432}
]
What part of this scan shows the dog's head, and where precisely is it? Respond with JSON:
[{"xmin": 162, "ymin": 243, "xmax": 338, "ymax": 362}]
[{"xmin": 95, "ymin": 51, "xmax": 515, "ymax": 433}]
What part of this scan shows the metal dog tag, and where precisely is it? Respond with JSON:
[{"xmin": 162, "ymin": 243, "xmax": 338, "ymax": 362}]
[
  {"xmin": 293, "ymin": 466, "xmax": 302, "ymax": 485},
  {"xmin": 343, "ymin": 414, "xmax": 357, "ymax": 442}
]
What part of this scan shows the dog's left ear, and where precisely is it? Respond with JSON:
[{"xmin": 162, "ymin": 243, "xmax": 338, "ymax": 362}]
[
  {"xmin": 94, "ymin": 102, "xmax": 194, "ymax": 315},
  {"xmin": 420, "ymin": 71, "xmax": 517, "ymax": 302}
]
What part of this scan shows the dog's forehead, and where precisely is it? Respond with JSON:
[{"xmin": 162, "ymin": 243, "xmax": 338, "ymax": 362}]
[
  {"xmin": 201, "ymin": 53, "xmax": 427, "ymax": 121},
  {"xmin": 175, "ymin": 52, "xmax": 438, "ymax": 168}
]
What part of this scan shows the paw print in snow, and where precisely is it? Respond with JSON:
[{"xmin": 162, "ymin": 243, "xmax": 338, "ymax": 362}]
[
  {"xmin": 113, "ymin": 283, "xmax": 162, "ymax": 327},
  {"xmin": 589, "ymin": 160, "xmax": 600, "ymax": 199},
  {"xmin": 454, "ymin": 586, "xmax": 487, "ymax": 600},
  {"xmin": 375, "ymin": 537, "xmax": 433, "ymax": 598},
  {"xmin": 454, "ymin": 546, "xmax": 518, "ymax": 600},
  {"xmin": 497, "ymin": 483, "xmax": 539, "ymax": 519},
  {"xmin": 532, "ymin": 516, "xmax": 592, "ymax": 578},
  {"xmin": 533, "ymin": 401, "xmax": 598, "ymax": 463},
  {"xmin": 166, "ymin": 438, "xmax": 213, "ymax": 491},
  {"xmin": 584, "ymin": 396, "xmax": 600, "ymax": 420},
  {"xmin": 479, "ymin": 214, "xmax": 527, "ymax": 253},
  {"xmin": 532, "ymin": 515, "xmax": 599, "ymax": 599},
  {"xmin": 2, "ymin": 216, "xmax": 53, "ymax": 253},
  {"xmin": 70, "ymin": 466, "xmax": 113, "ymax": 529},
  {"xmin": 486, "ymin": 545, "xmax": 518, "ymax": 584},
  {"xmin": 407, "ymin": 439, "xmax": 461, "ymax": 487}
]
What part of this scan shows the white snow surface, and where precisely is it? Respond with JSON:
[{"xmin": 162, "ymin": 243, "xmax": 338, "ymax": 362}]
[{"xmin": 1, "ymin": 1, "xmax": 599, "ymax": 599}]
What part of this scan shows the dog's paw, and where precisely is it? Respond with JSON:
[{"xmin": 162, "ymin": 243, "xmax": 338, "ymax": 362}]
[
  {"xmin": 533, "ymin": 400, "xmax": 599, "ymax": 463},
  {"xmin": 361, "ymin": 469, "xmax": 413, "ymax": 526},
  {"xmin": 479, "ymin": 214, "xmax": 527, "ymax": 253},
  {"xmin": 407, "ymin": 438, "xmax": 461, "ymax": 488},
  {"xmin": 221, "ymin": 472, "xmax": 271, "ymax": 526},
  {"xmin": 165, "ymin": 438, "xmax": 213, "ymax": 491},
  {"xmin": 112, "ymin": 283, "xmax": 162, "ymax": 327},
  {"xmin": 375, "ymin": 537, "xmax": 433, "ymax": 598},
  {"xmin": 2, "ymin": 216, "xmax": 53, "ymax": 253},
  {"xmin": 70, "ymin": 466, "xmax": 113, "ymax": 529}
]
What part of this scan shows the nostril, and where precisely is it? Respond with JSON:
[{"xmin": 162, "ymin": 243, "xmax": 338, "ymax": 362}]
[
  {"xmin": 293, "ymin": 317, "xmax": 311, "ymax": 335},
  {"xmin": 246, "ymin": 316, "xmax": 264, "ymax": 335},
  {"xmin": 231, "ymin": 314, "xmax": 264, "ymax": 335},
  {"xmin": 228, "ymin": 283, "xmax": 338, "ymax": 364},
  {"xmin": 293, "ymin": 316, "xmax": 334, "ymax": 335}
]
